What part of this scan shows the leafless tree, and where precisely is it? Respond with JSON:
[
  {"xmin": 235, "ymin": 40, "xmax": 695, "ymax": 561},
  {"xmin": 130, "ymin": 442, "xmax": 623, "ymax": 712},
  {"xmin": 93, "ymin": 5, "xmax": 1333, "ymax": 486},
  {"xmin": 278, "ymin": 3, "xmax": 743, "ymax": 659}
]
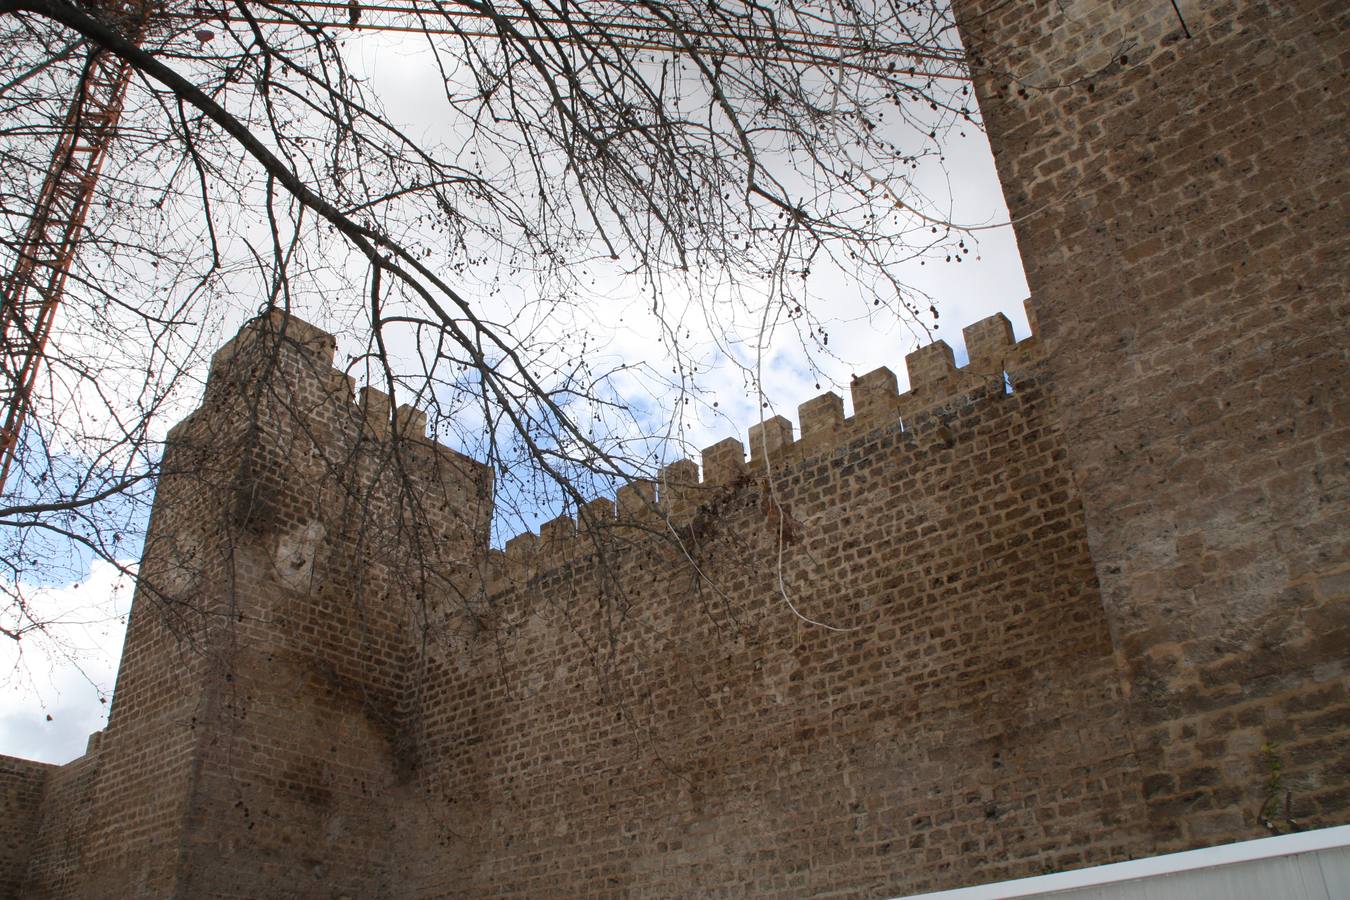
[{"xmin": 0, "ymin": 0, "xmax": 978, "ymax": 682}]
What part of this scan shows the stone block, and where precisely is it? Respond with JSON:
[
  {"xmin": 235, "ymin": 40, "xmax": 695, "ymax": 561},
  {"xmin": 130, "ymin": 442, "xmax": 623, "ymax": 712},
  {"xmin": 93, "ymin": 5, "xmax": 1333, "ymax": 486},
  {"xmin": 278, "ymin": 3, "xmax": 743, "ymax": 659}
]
[
  {"xmin": 798, "ymin": 392, "xmax": 844, "ymax": 439},
  {"xmin": 748, "ymin": 416, "xmax": 793, "ymax": 466},
  {"xmin": 962, "ymin": 314, "xmax": 1016, "ymax": 370},
  {"xmin": 850, "ymin": 367, "xmax": 898, "ymax": 423},
  {"xmin": 701, "ymin": 437, "xmax": 746, "ymax": 485}
]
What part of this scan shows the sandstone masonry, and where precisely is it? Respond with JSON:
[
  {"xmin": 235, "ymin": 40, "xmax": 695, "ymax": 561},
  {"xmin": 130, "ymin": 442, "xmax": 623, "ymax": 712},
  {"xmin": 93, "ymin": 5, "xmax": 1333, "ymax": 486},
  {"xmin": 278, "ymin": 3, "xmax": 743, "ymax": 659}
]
[{"xmin": 1, "ymin": 1, "xmax": 1346, "ymax": 896}]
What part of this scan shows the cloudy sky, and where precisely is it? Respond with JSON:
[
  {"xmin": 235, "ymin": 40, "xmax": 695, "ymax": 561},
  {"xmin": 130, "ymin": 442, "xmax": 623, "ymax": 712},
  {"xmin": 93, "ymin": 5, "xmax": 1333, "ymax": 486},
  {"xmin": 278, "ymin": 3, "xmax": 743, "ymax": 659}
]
[
  {"xmin": 0, "ymin": 29, "xmax": 1030, "ymax": 766},
  {"xmin": 1, "ymin": 561, "xmax": 134, "ymax": 763}
]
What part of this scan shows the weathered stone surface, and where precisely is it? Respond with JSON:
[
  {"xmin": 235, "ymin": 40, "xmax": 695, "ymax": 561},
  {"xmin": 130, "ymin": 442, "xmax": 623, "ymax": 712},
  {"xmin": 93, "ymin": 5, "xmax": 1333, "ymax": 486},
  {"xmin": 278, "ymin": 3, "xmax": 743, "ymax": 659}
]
[
  {"xmin": 3, "ymin": 2, "xmax": 1347, "ymax": 895},
  {"xmin": 957, "ymin": 0, "xmax": 1350, "ymax": 854}
]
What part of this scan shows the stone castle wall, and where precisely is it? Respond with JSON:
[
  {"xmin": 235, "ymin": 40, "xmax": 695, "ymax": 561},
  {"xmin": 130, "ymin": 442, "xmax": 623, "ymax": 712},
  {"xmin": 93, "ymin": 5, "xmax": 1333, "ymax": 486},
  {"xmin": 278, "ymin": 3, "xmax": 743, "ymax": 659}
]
[
  {"xmin": 955, "ymin": 0, "xmax": 1349, "ymax": 850},
  {"xmin": 1, "ymin": 1, "xmax": 1346, "ymax": 896},
  {"xmin": 10, "ymin": 313, "xmax": 493, "ymax": 897},
  {"xmin": 0, "ymin": 756, "xmax": 50, "ymax": 896},
  {"xmin": 402, "ymin": 316, "xmax": 1159, "ymax": 896}
]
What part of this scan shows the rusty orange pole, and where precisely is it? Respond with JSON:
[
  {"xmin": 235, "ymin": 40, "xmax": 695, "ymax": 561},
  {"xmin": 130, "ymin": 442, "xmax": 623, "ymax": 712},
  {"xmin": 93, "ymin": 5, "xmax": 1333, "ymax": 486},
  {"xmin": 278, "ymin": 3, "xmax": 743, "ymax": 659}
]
[{"xmin": 0, "ymin": 9, "xmax": 145, "ymax": 492}]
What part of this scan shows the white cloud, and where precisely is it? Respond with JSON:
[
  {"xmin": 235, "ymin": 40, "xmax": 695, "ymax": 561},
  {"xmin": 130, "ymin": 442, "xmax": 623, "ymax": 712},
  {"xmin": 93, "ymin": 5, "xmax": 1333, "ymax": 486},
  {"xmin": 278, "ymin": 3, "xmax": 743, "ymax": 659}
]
[{"xmin": 0, "ymin": 560, "xmax": 134, "ymax": 765}]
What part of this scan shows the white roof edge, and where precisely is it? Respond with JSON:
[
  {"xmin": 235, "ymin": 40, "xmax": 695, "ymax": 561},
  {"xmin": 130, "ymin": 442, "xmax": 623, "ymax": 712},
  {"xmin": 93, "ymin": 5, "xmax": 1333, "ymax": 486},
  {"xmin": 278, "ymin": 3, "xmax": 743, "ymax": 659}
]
[{"xmin": 898, "ymin": 824, "xmax": 1350, "ymax": 900}]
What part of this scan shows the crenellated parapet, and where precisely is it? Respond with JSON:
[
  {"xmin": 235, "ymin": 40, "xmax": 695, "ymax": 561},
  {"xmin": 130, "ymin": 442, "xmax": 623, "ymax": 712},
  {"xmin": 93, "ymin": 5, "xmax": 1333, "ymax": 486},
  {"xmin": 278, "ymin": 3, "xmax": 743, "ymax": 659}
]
[
  {"xmin": 485, "ymin": 306, "xmax": 1042, "ymax": 588},
  {"xmin": 202, "ymin": 308, "xmax": 458, "ymax": 458},
  {"xmin": 187, "ymin": 307, "xmax": 1039, "ymax": 593}
]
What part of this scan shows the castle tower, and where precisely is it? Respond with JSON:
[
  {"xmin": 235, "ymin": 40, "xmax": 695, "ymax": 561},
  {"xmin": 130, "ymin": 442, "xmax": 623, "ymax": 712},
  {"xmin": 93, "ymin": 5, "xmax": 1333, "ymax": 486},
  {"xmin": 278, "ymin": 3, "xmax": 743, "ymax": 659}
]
[
  {"xmin": 951, "ymin": 1, "xmax": 1349, "ymax": 846},
  {"xmin": 37, "ymin": 312, "xmax": 491, "ymax": 896}
]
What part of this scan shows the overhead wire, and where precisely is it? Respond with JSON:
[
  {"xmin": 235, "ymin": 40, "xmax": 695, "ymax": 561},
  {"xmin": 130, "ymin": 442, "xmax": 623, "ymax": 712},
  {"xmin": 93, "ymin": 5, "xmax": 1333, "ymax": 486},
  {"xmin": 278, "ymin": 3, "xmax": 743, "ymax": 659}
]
[{"xmin": 160, "ymin": 0, "xmax": 967, "ymax": 76}]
